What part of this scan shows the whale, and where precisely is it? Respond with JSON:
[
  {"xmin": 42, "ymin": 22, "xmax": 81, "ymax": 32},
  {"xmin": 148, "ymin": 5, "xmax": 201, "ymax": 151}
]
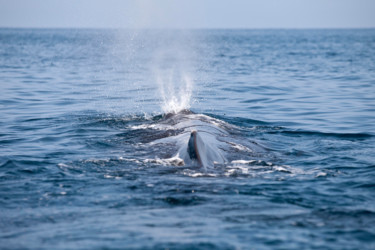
[
  {"xmin": 131, "ymin": 109, "xmax": 264, "ymax": 170},
  {"xmin": 143, "ymin": 109, "xmax": 230, "ymax": 169}
]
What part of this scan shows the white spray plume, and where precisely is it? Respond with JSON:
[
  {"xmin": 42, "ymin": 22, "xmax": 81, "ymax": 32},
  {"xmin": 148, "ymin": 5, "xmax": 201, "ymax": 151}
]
[
  {"xmin": 157, "ymin": 71, "xmax": 193, "ymax": 114},
  {"xmin": 152, "ymin": 34, "xmax": 195, "ymax": 114}
]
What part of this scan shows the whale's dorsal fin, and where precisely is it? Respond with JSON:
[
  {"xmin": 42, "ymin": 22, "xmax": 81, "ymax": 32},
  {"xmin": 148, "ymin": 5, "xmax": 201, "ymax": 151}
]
[
  {"xmin": 187, "ymin": 130, "xmax": 226, "ymax": 169},
  {"xmin": 187, "ymin": 131, "xmax": 202, "ymax": 166}
]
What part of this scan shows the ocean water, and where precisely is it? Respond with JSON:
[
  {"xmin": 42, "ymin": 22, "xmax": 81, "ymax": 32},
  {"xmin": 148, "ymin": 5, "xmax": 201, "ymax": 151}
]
[{"xmin": 1, "ymin": 28, "xmax": 375, "ymax": 249}]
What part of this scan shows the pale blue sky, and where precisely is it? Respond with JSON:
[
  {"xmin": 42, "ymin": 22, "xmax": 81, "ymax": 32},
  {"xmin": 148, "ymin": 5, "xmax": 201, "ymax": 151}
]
[{"xmin": 1, "ymin": 0, "xmax": 374, "ymax": 29}]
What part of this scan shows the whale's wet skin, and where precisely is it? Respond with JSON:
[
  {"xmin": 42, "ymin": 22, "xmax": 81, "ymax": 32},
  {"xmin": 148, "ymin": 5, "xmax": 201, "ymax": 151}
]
[
  {"xmin": 1, "ymin": 29, "xmax": 375, "ymax": 249},
  {"xmin": 125, "ymin": 110, "xmax": 280, "ymax": 176}
]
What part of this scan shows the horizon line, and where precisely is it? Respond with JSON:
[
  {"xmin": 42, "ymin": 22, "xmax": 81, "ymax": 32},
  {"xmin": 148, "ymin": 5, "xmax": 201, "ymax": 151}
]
[{"xmin": 1, "ymin": 26, "xmax": 375, "ymax": 30}]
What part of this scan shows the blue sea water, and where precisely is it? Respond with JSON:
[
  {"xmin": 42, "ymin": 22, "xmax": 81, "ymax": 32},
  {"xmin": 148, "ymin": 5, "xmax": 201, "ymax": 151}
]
[{"xmin": 0, "ymin": 28, "xmax": 375, "ymax": 249}]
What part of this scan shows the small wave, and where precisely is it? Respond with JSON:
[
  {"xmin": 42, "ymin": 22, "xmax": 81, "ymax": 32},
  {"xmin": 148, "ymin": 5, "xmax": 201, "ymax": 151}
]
[
  {"xmin": 228, "ymin": 160, "xmax": 300, "ymax": 175},
  {"xmin": 210, "ymin": 114, "xmax": 270, "ymax": 126},
  {"xmin": 226, "ymin": 160, "xmax": 336, "ymax": 179},
  {"xmin": 228, "ymin": 142, "xmax": 253, "ymax": 153},
  {"xmin": 0, "ymin": 159, "xmax": 19, "ymax": 169}
]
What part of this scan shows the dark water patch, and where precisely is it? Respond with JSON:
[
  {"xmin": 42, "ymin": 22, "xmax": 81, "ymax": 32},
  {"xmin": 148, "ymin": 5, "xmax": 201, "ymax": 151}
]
[
  {"xmin": 21, "ymin": 117, "xmax": 55, "ymax": 123},
  {"xmin": 157, "ymin": 195, "xmax": 207, "ymax": 206},
  {"xmin": 273, "ymin": 129, "xmax": 373, "ymax": 140},
  {"xmin": 353, "ymin": 183, "xmax": 375, "ymax": 189},
  {"xmin": 311, "ymin": 208, "xmax": 375, "ymax": 229},
  {"xmin": 0, "ymin": 138, "xmax": 25, "ymax": 145},
  {"xmin": 78, "ymin": 113, "xmax": 147, "ymax": 130},
  {"xmin": 208, "ymin": 113, "xmax": 270, "ymax": 127},
  {"xmin": 0, "ymin": 159, "xmax": 19, "ymax": 169},
  {"xmin": 152, "ymin": 242, "xmax": 231, "ymax": 250}
]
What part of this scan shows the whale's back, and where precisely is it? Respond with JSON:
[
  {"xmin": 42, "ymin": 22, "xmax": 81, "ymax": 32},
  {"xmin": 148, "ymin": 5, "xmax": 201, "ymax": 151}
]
[{"xmin": 187, "ymin": 130, "xmax": 225, "ymax": 169}]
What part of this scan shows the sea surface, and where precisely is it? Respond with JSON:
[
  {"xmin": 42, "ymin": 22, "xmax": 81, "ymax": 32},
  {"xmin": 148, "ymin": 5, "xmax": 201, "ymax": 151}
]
[{"xmin": 1, "ymin": 28, "xmax": 375, "ymax": 249}]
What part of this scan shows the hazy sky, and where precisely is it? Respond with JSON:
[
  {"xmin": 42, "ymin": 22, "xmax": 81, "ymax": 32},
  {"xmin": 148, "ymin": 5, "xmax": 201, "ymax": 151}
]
[{"xmin": 1, "ymin": 0, "xmax": 375, "ymax": 29}]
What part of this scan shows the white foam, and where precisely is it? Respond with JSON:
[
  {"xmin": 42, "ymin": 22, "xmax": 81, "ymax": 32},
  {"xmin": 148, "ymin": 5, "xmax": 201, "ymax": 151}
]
[
  {"xmin": 231, "ymin": 160, "xmax": 257, "ymax": 165},
  {"xmin": 129, "ymin": 124, "xmax": 157, "ymax": 130},
  {"xmin": 315, "ymin": 172, "xmax": 327, "ymax": 177},
  {"xmin": 230, "ymin": 143, "xmax": 253, "ymax": 152},
  {"xmin": 57, "ymin": 163, "xmax": 69, "ymax": 168},
  {"xmin": 144, "ymin": 155, "xmax": 185, "ymax": 166}
]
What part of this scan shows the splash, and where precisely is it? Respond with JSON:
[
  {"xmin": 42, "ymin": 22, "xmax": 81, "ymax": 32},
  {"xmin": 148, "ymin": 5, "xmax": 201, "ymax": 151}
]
[
  {"xmin": 157, "ymin": 70, "xmax": 193, "ymax": 114},
  {"xmin": 151, "ymin": 31, "xmax": 196, "ymax": 114}
]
